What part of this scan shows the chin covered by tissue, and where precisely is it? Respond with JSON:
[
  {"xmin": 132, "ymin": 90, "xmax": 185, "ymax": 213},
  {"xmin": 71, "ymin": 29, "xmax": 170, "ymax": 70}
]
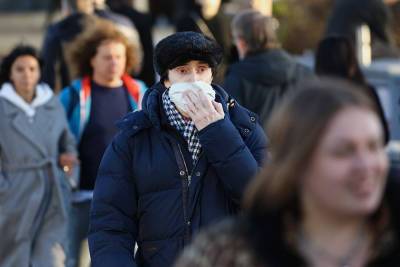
[{"xmin": 168, "ymin": 81, "xmax": 216, "ymax": 113}]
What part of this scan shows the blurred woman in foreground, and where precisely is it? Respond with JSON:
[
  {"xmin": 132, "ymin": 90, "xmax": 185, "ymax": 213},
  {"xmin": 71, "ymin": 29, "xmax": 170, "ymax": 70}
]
[{"xmin": 175, "ymin": 78, "xmax": 400, "ymax": 267}]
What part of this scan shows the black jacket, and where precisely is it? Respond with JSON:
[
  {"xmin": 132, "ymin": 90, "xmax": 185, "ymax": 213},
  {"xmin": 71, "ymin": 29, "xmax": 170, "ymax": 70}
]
[{"xmin": 223, "ymin": 49, "xmax": 312, "ymax": 127}]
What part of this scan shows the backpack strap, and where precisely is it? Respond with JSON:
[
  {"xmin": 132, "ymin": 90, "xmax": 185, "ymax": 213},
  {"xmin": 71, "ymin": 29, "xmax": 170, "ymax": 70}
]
[{"xmin": 190, "ymin": 11, "xmax": 215, "ymax": 40}]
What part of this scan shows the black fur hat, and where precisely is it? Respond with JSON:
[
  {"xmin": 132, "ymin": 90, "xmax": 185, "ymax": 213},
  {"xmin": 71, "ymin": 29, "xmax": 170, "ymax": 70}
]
[{"xmin": 153, "ymin": 31, "xmax": 223, "ymax": 77}]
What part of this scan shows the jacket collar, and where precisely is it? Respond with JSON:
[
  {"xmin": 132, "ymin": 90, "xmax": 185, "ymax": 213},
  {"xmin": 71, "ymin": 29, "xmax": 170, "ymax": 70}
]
[
  {"xmin": 1, "ymin": 96, "xmax": 58, "ymax": 157},
  {"xmin": 2, "ymin": 92, "xmax": 58, "ymax": 117},
  {"xmin": 0, "ymin": 83, "xmax": 55, "ymax": 117},
  {"xmin": 141, "ymin": 82, "xmax": 167, "ymax": 130}
]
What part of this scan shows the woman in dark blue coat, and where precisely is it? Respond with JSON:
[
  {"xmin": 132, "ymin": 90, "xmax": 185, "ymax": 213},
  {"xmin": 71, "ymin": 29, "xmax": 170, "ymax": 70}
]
[{"xmin": 88, "ymin": 31, "xmax": 268, "ymax": 267}]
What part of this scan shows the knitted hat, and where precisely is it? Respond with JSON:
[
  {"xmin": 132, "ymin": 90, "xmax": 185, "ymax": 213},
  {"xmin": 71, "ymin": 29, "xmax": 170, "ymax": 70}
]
[{"xmin": 153, "ymin": 31, "xmax": 223, "ymax": 77}]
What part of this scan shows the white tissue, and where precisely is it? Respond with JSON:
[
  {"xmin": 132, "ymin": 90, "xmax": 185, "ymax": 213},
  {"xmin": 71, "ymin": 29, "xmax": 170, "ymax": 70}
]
[{"xmin": 168, "ymin": 81, "xmax": 215, "ymax": 113}]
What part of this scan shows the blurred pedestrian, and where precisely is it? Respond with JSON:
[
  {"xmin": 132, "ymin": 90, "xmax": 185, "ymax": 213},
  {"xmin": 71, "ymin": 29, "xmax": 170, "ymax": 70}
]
[
  {"xmin": 0, "ymin": 45, "xmax": 78, "ymax": 267},
  {"xmin": 88, "ymin": 31, "xmax": 267, "ymax": 267},
  {"xmin": 315, "ymin": 35, "xmax": 389, "ymax": 143},
  {"xmin": 106, "ymin": 0, "xmax": 155, "ymax": 87},
  {"xmin": 224, "ymin": 9, "xmax": 312, "ymax": 127},
  {"xmin": 175, "ymin": 0, "xmax": 232, "ymax": 83},
  {"xmin": 41, "ymin": 0, "xmax": 140, "ymax": 92},
  {"xmin": 325, "ymin": 0, "xmax": 400, "ymax": 57},
  {"xmin": 175, "ymin": 78, "xmax": 400, "ymax": 267},
  {"xmin": 59, "ymin": 19, "xmax": 147, "ymax": 267}
]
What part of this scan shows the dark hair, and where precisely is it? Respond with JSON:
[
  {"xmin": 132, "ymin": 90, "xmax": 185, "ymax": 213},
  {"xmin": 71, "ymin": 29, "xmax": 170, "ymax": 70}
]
[
  {"xmin": 0, "ymin": 44, "xmax": 42, "ymax": 85},
  {"xmin": 242, "ymin": 77, "xmax": 385, "ymax": 265},
  {"xmin": 315, "ymin": 35, "xmax": 366, "ymax": 85},
  {"xmin": 106, "ymin": 0, "xmax": 132, "ymax": 9},
  {"xmin": 231, "ymin": 9, "xmax": 280, "ymax": 54},
  {"xmin": 66, "ymin": 18, "xmax": 141, "ymax": 79},
  {"xmin": 315, "ymin": 35, "xmax": 390, "ymax": 143}
]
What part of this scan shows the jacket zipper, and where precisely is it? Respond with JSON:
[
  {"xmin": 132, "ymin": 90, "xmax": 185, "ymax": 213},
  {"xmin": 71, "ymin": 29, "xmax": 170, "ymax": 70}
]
[
  {"xmin": 176, "ymin": 144, "xmax": 203, "ymax": 245},
  {"xmin": 177, "ymin": 145, "xmax": 203, "ymax": 187},
  {"xmin": 177, "ymin": 144, "xmax": 190, "ymax": 186}
]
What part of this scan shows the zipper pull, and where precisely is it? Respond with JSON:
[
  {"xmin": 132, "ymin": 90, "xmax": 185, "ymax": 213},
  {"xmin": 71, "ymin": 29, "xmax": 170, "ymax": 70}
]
[{"xmin": 187, "ymin": 175, "xmax": 191, "ymax": 187}]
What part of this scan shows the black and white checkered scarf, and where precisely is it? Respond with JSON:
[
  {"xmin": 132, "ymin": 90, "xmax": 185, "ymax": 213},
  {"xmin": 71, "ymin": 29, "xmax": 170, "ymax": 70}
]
[{"xmin": 162, "ymin": 91, "xmax": 202, "ymax": 163}]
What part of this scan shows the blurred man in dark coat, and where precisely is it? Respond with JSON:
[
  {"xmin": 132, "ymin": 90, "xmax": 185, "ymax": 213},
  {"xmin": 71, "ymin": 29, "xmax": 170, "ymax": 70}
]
[{"xmin": 224, "ymin": 10, "xmax": 311, "ymax": 127}]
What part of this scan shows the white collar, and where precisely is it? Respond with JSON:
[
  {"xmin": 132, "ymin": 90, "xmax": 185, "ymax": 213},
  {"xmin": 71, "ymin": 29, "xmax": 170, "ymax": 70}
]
[{"xmin": 0, "ymin": 82, "xmax": 54, "ymax": 117}]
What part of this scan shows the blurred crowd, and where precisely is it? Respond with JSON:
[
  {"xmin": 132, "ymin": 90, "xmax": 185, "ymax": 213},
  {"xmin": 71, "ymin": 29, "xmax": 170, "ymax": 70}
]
[{"xmin": 0, "ymin": 0, "xmax": 399, "ymax": 267}]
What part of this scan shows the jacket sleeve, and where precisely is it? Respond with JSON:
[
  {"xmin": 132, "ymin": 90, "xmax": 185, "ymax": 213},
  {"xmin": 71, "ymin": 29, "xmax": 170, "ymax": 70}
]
[
  {"xmin": 41, "ymin": 25, "xmax": 61, "ymax": 90},
  {"xmin": 198, "ymin": 115, "xmax": 267, "ymax": 204},
  {"xmin": 88, "ymin": 131, "xmax": 138, "ymax": 267}
]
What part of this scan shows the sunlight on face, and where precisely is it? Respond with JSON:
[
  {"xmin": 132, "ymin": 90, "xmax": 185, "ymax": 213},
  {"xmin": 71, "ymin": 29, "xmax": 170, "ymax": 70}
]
[{"xmin": 301, "ymin": 106, "xmax": 388, "ymax": 219}]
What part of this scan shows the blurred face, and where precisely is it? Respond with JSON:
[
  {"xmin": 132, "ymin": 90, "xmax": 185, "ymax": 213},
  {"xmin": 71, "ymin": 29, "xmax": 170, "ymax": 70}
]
[
  {"xmin": 76, "ymin": 0, "xmax": 94, "ymax": 13},
  {"xmin": 91, "ymin": 40, "xmax": 126, "ymax": 85},
  {"xmin": 164, "ymin": 60, "xmax": 213, "ymax": 88},
  {"xmin": 301, "ymin": 106, "xmax": 388, "ymax": 219},
  {"xmin": 10, "ymin": 55, "xmax": 40, "ymax": 96},
  {"xmin": 196, "ymin": 0, "xmax": 221, "ymax": 19}
]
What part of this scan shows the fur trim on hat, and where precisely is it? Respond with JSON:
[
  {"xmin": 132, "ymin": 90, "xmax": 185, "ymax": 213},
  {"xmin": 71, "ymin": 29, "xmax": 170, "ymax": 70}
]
[{"xmin": 153, "ymin": 31, "xmax": 223, "ymax": 77}]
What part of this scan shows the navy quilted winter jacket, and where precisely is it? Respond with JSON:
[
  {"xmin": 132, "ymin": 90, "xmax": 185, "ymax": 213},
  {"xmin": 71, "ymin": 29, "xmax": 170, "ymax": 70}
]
[{"xmin": 88, "ymin": 82, "xmax": 268, "ymax": 267}]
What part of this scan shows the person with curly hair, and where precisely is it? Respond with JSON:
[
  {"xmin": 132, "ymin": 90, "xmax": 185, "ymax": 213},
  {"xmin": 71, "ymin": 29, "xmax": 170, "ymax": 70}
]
[{"xmin": 59, "ymin": 19, "xmax": 147, "ymax": 267}]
